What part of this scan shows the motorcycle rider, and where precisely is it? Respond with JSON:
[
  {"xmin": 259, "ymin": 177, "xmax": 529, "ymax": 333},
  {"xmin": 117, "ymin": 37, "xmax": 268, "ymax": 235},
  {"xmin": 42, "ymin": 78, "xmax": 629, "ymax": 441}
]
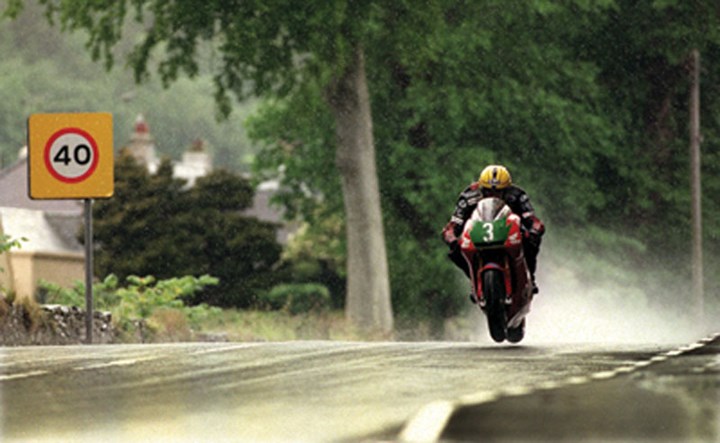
[{"xmin": 441, "ymin": 164, "xmax": 545, "ymax": 294}]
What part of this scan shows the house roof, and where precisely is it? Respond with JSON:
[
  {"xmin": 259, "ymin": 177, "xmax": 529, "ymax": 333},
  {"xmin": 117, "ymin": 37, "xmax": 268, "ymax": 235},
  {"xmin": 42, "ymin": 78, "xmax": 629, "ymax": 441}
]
[
  {"xmin": 0, "ymin": 156, "xmax": 83, "ymax": 215},
  {"xmin": 0, "ymin": 207, "xmax": 82, "ymax": 253},
  {"xmin": 1, "ymin": 117, "xmax": 294, "ymax": 251},
  {"xmin": 0, "ymin": 155, "xmax": 83, "ymax": 253},
  {"xmin": 244, "ymin": 180, "xmax": 295, "ymax": 244}
]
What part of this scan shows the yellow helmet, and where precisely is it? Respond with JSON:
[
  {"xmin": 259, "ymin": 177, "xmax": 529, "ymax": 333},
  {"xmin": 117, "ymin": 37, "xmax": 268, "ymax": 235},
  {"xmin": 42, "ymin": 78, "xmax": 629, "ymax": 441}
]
[{"xmin": 478, "ymin": 165, "xmax": 512, "ymax": 190}]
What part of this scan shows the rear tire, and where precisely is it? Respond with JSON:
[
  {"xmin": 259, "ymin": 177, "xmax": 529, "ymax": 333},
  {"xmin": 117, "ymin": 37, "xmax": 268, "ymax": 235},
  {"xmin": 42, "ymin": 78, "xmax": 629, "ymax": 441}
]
[
  {"xmin": 483, "ymin": 270, "xmax": 506, "ymax": 343},
  {"xmin": 507, "ymin": 319, "xmax": 525, "ymax": 343}
]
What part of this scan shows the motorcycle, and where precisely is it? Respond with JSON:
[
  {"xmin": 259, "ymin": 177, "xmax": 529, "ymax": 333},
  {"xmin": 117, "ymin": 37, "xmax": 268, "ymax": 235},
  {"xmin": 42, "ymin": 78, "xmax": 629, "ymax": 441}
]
[{"xmin": 458, "ymin": 197, "xmax": 534, "ymax": 343}]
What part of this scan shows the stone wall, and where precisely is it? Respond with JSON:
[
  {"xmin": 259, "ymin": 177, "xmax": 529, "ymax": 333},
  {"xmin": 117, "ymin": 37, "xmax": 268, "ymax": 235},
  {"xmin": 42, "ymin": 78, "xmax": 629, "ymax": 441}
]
[{"xmin": 0, "ymin": 302, "xmax": 114, "ymax": 346}]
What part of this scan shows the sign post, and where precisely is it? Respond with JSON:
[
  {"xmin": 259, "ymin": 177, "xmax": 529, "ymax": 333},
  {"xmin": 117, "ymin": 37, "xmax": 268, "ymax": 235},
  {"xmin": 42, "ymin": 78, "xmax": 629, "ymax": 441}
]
[
  {"xmin": 28, "ymin": 113, "xmax": 113, "ymax": 344},
  {"xmin": 84, "ymin": 199, "xmax": 94, "ymax": 344}
]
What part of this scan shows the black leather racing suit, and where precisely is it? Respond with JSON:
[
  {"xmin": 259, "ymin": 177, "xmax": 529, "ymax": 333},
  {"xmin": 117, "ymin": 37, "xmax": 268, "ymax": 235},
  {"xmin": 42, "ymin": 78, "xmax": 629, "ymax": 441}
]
[{"xmin": 441, "ymin": 182, "xmax": 544, "ymax": 282}]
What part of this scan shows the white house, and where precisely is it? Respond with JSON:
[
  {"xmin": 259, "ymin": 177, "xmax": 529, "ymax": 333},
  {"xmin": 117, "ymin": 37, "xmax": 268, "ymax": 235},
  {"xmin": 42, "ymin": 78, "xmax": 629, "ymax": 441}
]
[
  {"xmin": 0, "ymin": 147, "xmax": 84, "ymax": 298},
  {"xmin": 0, "ymin": 115, "xmax": 288, "ymax": 300},
  {"xmin": 124, "ymin": 114, "xmax": 213, "ymax": 186}
]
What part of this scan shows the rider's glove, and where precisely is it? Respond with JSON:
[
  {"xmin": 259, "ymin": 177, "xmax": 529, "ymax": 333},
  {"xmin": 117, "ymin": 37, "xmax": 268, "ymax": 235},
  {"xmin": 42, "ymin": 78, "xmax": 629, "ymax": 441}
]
[
  {"xmin": 441, "ymin": 222, "xmax": 458, "ymax": 246},
  {"xmin": 522, "ymin": 216, "xmax": 545, "ymax": 237}
]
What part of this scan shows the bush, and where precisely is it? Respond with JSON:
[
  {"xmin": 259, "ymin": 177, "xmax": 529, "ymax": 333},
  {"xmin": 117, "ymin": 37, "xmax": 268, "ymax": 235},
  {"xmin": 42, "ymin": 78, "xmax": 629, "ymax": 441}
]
[
  {"xmin": 39, "ymin": 274, "xmax": 221, "ymax": 334},
  {"xmin": 90, "ymin": 156, "xmax": 282, "ymax": 309},
  {"xmin": 1, "ymin": 234, "xmax": 26, "ymax": 281},
  {"xmin": 262, "ymin": 283, "xmax": 331, "ymax": 315},
  {"xmin": 38, "ymin": 274, "xmax": 120, "ymax": 309}
]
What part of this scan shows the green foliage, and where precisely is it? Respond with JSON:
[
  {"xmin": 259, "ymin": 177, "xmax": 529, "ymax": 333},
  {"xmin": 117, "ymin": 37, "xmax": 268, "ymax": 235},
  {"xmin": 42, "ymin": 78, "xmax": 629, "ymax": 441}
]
[
  {"xmin": 0, "ymin": 1, "xmax": 256, "ymax": 171},
  {"xmin": 8, "ymin": 0, "xmax": 720, "ymax": 321},
  {"xmin": 38, "ymin": 274, "xmax": 120, "ymax": 309},
  {"xmin": 277, "ymin": 217, "xmax": 346, "ymax": 309},
  {"xmin": 248, "ymin": 0, "xmax": 720, "ymax": 319},
  {"xmin": 39, "ymin": 274, "xmax": 221, "ymax": 331},
  {"xmin": 248, "ymin": 89, "xmax": 339, "ymax": 222},
  {"xmin": 3, "ymin": 0, "xmax": 385, "ymax": 117},
  {"xmin": 0, "ymin": 233, "xmax": 24, "ymax": 255},
  {"xmin": 90, "ymin": 155, "xmax": 282, "ymax": 308},
  {"xmin": 5, "ymin": 0, "xmax": 402, "ymax": 330},
  {"xmin": 0, "ymin": 234, "xmax": 25, "ymax": 275},
  {"xmin": 261, "ymin": 283, "xmax": 331, "ymax": 315},
  {"xmin": 114, "ymin": 275, "xmax": 220, "ymax": 327}
]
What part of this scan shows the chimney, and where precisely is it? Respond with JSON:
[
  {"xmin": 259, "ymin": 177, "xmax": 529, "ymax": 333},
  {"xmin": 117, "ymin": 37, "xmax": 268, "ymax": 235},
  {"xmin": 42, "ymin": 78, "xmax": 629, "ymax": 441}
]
[
  {"xmin": 176, "ymin": 138, "xmax": 213, "ymax": 186},
  {"xmin": 125, "ymin": 114, "xmax": 159, "ymax": 172}
]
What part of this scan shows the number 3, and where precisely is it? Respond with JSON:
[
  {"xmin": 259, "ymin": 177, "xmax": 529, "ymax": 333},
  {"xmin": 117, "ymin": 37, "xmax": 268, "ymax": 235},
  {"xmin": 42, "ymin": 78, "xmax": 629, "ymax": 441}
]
[{"xmin": 482, "ymin": 222, "xmax": 494, "ymax": 242}]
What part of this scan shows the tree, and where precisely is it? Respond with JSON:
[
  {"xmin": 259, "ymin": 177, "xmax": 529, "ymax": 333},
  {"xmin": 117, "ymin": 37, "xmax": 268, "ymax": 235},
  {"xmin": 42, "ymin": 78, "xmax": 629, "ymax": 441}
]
[
  {"xmin": 9, "ymin": 0, "xmax": 720, "ymax": 325},
  {"xmin": 250, "ymin": 1, "xmax": 623, "ymax": 327},
  {"xmin": 91, "ymin": 153, "xmax": 281, "ymax": 307},
  {"xmin": 4, "ymin": 0, "xmax": 401, "ymax": 335},
  {"xmin": 248, "ymin": 0, "xmax": 719, "ymax": 323},
  {"xmin": 185, "ymin": 169, "xmax": 283, "ymax": 307},
  {"xmin": 0, "ymin": 1, "xmax": 256, "ymax": 171}
]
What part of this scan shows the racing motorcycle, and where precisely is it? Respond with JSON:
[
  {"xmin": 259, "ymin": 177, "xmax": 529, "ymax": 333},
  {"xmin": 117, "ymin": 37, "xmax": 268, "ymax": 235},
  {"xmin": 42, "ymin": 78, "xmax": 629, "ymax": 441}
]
[{"xmin": 458, "ymin": 197, "xmax": 534, "ymax": 343}]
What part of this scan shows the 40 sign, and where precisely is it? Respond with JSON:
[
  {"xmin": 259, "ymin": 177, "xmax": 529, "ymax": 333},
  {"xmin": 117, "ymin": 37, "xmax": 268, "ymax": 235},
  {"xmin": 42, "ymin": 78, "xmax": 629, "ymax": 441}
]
[
  {"xmin": 28, "ymin": 113, "xmax": 114, "ymax": 199},
  {"xmin": 45, "ymin": 128, "xmax": 99, "ymax": 183}
]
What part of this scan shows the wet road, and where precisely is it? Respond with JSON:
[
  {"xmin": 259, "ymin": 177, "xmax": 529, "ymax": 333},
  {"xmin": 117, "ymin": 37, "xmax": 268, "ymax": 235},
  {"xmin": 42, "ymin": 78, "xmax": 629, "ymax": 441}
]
[
  {"xmin": 441, "ymin": 334, "xmax": 720, "ymax": 442},
  {"xmin": 0, "ymin": 337, "xmax": 717, "ymax": 442}
]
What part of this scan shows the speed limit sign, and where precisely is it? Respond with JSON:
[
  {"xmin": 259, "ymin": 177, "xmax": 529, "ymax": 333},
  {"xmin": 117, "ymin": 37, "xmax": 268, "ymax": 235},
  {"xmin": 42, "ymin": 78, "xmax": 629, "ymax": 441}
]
[
  {"xmin": 28, "ymin": 113, "xmax": 113, "ymax": 199},
  {"xmin": 45, "ymin": 128, "xmax": 99, "ymax": 183}
]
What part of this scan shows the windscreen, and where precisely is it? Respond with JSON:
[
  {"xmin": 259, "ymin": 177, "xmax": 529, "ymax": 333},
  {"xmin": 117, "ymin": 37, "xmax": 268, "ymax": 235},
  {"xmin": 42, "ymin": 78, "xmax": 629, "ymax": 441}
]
[{"xmin": 476, "ymin": 197, "xmax": 509, "ymax": 222}]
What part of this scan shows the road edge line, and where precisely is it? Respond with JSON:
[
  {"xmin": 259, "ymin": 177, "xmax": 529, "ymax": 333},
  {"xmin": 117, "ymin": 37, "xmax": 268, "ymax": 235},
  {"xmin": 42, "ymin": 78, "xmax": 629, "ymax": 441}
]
[
  {"xmin": 398, "ymin": 400, "xmax": 456, "ymax": 443},
  {"xmin": 396, "ymin": 332, "xmax": 720, "ymax": 443}
]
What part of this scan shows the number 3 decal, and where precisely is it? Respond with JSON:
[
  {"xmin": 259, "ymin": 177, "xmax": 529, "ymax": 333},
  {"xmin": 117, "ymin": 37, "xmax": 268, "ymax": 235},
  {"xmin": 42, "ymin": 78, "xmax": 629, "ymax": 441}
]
[{"xmin": 482, "ymin": 222, "xmax": 494, "ymax": 242}]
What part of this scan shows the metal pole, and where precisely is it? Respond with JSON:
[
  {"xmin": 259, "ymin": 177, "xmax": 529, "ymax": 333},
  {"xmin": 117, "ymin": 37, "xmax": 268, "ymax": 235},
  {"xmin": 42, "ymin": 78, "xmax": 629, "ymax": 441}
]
[
  {"xmin": 689, "ymin": 49, "xmax": 704, "ymax": 321},
  {"xmin": 84, "ymin": 198, "xmax": 94, "ymax": 344}
]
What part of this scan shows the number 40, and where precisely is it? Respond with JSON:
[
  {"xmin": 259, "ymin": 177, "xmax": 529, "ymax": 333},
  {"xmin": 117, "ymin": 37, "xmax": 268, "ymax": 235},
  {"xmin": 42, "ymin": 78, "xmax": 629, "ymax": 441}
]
[{"xmin": 54, "ymin": 144, "xmax": 92, "ymax": 166}]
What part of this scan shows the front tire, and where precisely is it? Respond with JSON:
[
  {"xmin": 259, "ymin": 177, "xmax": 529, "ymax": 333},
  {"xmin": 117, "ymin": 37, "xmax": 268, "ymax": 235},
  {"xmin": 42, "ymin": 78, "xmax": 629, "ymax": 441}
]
[{"xmin": 483, "ymin": 269, "xmax": 507, "ymax": 343}]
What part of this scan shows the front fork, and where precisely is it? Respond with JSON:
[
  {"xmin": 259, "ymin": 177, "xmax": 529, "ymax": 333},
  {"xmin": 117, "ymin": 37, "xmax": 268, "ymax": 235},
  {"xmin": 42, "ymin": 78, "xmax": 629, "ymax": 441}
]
[{"xmin": 464, "ymin": 251, "xmax": 512, "ymax": 307}]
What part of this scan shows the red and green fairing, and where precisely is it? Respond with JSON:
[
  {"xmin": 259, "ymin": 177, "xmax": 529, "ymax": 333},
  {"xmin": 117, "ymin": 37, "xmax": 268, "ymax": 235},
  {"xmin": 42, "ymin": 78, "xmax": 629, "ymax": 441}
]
[{"xmin": 461, "ymin": 214, "xmax": 522, "ymax": 254}]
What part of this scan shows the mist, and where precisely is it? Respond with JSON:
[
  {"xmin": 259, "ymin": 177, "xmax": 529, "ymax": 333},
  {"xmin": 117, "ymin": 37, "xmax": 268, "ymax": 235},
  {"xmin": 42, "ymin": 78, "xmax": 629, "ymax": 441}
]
[
  {"xmin": 529, "ymin": 242, "xmax": 715, "ymax": 345},
  {"xmin": 451, "ymin": 236, "xmax": 717, "ymax": 346}
]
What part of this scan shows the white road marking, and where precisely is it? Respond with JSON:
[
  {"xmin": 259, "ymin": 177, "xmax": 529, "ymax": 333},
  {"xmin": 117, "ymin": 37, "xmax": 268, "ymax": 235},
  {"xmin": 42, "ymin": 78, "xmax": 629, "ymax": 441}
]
[
  {"xmin": 535, "ymin": 380, "xmax": 563, "ymax": 390},
  {"xmin": 567, "ymin": 376, "xmax": 590, "ymax": 385},
  {"xmin": 398, "ymin": 332, "xmax": 720, "ymax": 443},
  {"xmin": 499, "ymin": 385, "xmax": 534, "ymax": 397},
  {"xmin": 0, "ymin": 370, "xmax": 49, "ymax": 381},
  {"xmin": 0, "ymin": 344, "xmax": 261, "ymax": 378},
  {"xmin": 590, "ymin": 370, "xmax": 618, "ymax": 380},
  {"xmin": 399, "ymin": 400, "xmax": 455, "ymax": 443},
  {"xmin": 633, "ymin": 360, "xmax": 653, "ymax": 368},
  {"xmin": 74, "ymin": 356, "xmax": 159, "ymax": 371},
  {"xmin": 188, "ymin": 343, "xmax": 263, "ymax": 355},
  {"xmin": 457, "ymin": 391, "xmax": 499, "ymax": 405}
]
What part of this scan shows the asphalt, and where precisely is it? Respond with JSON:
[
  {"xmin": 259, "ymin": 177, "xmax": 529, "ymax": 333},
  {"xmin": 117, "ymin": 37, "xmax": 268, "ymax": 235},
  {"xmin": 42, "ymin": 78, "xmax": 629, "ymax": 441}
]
[
  {"xmin": 441, "ymin": 335, "xmax": 720, "ymax": 442},
  {"xmin": 2, "ymin": 338, "xmax": 716, "ymax": 442}
]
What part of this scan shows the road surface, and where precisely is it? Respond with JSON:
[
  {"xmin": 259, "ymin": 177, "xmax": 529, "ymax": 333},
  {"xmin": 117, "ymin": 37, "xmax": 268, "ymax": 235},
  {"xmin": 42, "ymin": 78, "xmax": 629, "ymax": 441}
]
[{"xmin": 1, "ymin": 335, "xmax": 718, "ymax": 442}]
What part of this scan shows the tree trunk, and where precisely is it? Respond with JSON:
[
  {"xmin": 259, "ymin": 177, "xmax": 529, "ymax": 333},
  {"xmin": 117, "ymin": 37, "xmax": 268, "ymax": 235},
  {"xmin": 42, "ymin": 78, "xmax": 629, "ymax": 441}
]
[{"xmin": 325, "ymin": 45, "xmax": 394, "ymax": 336}]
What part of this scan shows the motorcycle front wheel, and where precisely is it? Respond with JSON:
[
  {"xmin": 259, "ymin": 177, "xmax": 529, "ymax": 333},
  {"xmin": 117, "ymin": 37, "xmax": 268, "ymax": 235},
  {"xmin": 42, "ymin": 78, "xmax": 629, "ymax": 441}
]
[{"xmin": 483, "ymin": 269, "xmax": 507, "ymax": 343}]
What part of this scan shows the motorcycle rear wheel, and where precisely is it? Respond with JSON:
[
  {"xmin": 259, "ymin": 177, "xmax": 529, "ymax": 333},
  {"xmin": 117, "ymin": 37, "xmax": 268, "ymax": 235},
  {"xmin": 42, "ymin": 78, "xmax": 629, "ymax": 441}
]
[
  {"xmin": 507, "ymin": 319, "xmax": 525, "ymax": 343},
  {"xmin": 483, "ymin": 269, "xmax": 507, "ymax": 343}
]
